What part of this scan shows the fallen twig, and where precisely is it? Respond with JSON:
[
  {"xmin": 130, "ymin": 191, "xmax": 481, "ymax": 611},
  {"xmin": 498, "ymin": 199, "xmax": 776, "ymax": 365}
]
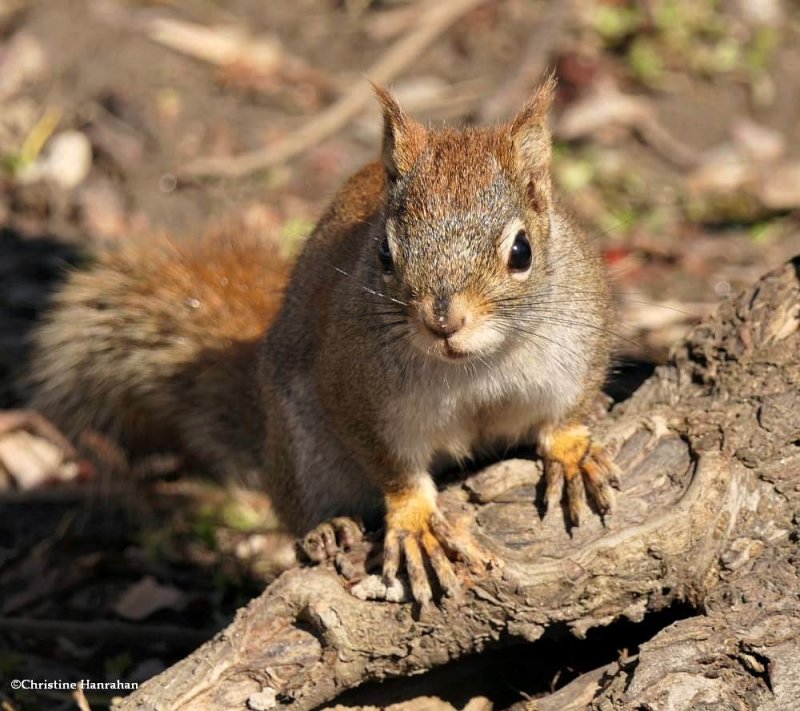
[
  {"xmin": 180, "ymin": 0, "xmax": 489, "ymax": 180},
  {"xmin": 555, "ymin": 80, "xmax": 700, "ymax": 170},
  {"xmin": 634, "ymin": 115, "xmax": 700, "ymax": 170},
  {"xmin": 144, "ymin": 17, "xmax": 284, "ymax": 70}
]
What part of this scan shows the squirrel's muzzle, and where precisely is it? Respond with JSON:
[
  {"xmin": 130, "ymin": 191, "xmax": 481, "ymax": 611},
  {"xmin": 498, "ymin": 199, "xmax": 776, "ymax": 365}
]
[{"xmin": 418, "ymin": 294, "xmax": 469, "ymax": 339}]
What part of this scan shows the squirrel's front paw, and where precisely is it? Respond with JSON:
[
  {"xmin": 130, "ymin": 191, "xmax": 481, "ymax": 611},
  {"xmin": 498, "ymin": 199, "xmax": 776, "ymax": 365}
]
[
  {"xmin": 540, "ymin": 424, "xmax": 621, "ymax": 526},
  {"xmin": 300, "ymin": 516, "xmax": 364, "ymax": 562},
  {"xmin": 383, "ymin": 486, "xmax": 493, "ymax": 606}
]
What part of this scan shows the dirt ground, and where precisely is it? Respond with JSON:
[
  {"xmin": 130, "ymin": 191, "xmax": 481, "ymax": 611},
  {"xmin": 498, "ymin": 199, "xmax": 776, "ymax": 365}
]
[{"xmin": 0, "ymin": 0, "xmax": 799, "ymax": 709}]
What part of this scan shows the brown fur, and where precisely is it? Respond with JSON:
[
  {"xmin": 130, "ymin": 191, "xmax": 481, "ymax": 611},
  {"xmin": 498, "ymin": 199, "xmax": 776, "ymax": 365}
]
[
  {"xmin": 27, "ymin": 78, "xmax": 617, "ymax": 602},
  {"xmin": 28, "ymin": 229, "xmax": 289, "ymax": 485}
]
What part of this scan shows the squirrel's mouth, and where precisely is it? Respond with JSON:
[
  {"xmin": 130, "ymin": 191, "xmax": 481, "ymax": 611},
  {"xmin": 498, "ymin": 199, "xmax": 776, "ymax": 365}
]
[
  {"xmin": 442, "ymin": 340, "xmax": 470, "ymax": 361},
  {"xmin": 406, "ymin": 310, "xmax": 504, "ymax": 363}
]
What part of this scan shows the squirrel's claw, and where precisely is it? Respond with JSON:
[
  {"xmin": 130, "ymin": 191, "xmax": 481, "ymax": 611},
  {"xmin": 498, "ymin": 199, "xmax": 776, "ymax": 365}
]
[
  {"xmin": 300, "ymin": 516, "xmax": 364, "ymax": 563},
  {"xmin": 541, "ymin": 425, "xmax": 620, "ymax": 527},
  {"xmin": 420, "ymin": 525, "xmax": 460, "ymax": 595},
  {"xmin": 383, "ymin": 525, "xmax": 446, "ymax": 606},
  {"xmin": 383, "ymin": 508, "xmax": 492, "ymax": 605},
  {"xmin": 581, "ymin": 443, "xmax": 620, "ymax": 514},
  {"xmin": 403, "ymin": 533, "xmax": 436, "ymax": 605}
]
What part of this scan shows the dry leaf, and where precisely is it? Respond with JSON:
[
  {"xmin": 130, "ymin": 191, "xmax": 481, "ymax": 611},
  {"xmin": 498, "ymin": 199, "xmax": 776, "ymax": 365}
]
[
  {"xmin": 0, "ymin": 31, "xmax": 47, "ymax": 101},
  {"xmin": 18, "ymin": 130, "xmax": 93, "ymax": 189},
  {"xmin": 0, "ymin": 429, "xmax": 78, "ymax": 489},
  {"xmin": 556, "ymin": 83, "xmax": 651, "ymax": 141},
  {"xmin": 685, "ymin": 145, "xmax": 752, "ymax": 194},
  {"xmin": 732, "ymin": 120, "xmax": 785, "ymax": 165},
  {"xmin": 758, "ymin": 162, "xmax": 800, "ymax": 210},
  {"xmin": 112, "ymin": 576, "xmax": 187, "ymax": 622}
]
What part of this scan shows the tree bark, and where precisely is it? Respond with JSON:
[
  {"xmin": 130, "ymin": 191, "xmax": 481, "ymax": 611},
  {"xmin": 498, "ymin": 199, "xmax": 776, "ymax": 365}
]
[{"xmin": 117, "ymin": 258, "xmax": 800, "ymax": 710}]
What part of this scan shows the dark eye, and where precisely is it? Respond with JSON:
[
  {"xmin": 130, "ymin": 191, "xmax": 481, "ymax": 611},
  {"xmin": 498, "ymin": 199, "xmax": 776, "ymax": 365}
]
[
  {"xmin": 378, "ymin": 236, "xmax": 394, "ymax": 273},
  {"xmin": 508, "ymin": 230, "xmax": 532, "ymax": 272}
]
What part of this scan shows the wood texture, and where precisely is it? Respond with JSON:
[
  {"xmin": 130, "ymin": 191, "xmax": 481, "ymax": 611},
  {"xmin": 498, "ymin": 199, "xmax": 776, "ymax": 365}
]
[{"xmin": 117, "ymin": 257, "xmax": 800, "ymax": 710}]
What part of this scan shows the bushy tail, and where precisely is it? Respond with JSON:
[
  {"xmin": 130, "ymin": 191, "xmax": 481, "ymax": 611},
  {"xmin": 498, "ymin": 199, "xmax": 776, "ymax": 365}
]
[{"xmin": 27, "ymin": 229, "xmax": 290, "ymax": 473}]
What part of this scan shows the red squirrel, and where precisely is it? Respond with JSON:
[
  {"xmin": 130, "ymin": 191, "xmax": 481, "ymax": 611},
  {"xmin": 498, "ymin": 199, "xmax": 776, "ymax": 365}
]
[{"xmin": 29, "ymin": 77, "xmax": 618, "ymax": 604}]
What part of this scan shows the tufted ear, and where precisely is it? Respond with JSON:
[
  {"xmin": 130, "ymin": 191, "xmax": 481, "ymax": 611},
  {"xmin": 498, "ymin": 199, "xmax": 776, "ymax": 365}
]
[
  {"xmin": 510, "ymin": 73, "xmax": 557, "ymax": 213},
  {"xmin": 373, "ymin": 84, "xmax": 427, "ymax": 181}
]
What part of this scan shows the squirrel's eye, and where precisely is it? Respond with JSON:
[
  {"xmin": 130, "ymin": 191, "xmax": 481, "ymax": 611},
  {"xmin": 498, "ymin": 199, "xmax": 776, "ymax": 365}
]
[
  {"xmin": 508, "ymin": 230, "xmax": 532, "ymax": 272},
  {"xmin": 378, "ymin": 236, "xmax": 394, "ymax": 273}
]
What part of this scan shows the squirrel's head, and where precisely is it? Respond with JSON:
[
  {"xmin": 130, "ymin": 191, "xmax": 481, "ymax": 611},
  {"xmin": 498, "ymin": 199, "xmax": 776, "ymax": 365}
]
[{"xmin": 370, "ymin": 75, "xmax": 557, "ymax": 364}]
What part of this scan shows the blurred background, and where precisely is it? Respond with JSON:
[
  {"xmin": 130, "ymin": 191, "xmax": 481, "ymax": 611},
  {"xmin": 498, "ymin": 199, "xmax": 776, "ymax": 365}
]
[{"xmin": 0, "ymin": 0, "xmax": 799, "ymax": 708}]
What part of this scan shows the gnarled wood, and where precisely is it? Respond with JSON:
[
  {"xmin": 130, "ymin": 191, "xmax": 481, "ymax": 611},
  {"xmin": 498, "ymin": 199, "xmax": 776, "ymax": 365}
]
[{"xmin": 117, "ymin": 257, "xmax": 800, "ymax": 710}]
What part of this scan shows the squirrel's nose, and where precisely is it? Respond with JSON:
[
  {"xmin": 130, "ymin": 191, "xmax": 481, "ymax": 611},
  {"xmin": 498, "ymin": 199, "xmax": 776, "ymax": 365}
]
[
  {"xmin": 418, "ymin": 294, "xmax": 470, "ymax": 339},
  {"xmin": 424, "ymin": 314, "xmax": 464, "ymax": 338},
  {"xmin": 422, "ymin": 299, "xmax": 468, "ymax": 338}
]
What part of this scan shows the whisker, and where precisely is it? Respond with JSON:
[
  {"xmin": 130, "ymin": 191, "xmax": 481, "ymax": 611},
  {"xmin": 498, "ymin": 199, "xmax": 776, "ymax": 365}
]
[
  {"xmin": 493, "ymin": 320, "xmax": 586, "ymax": 366},
  {"xmin": 327, "ymin": 262, "xmax": 409, "ymax": 307}
]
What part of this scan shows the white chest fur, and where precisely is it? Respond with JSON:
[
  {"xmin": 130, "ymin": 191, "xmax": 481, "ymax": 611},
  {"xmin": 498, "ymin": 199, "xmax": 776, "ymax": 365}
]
[{"xmin": 383, "ymin": 332, "xmax": 586, "ymax": 471}]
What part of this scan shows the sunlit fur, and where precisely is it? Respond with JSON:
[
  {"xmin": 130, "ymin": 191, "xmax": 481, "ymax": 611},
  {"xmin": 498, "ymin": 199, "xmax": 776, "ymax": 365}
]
[
  {"xmin": 383, "ymin": 213, "xmax": 533, "ymax": 362},
  {"xmin": 26, "ymin": 79, "xmax": 614, "ymax": 542},
  {"xmin": 261, "ymin": 80, "xmax": 612, "ymax": 526},
  {"xmin": 28, "ymin": 229, "xmax": 290, "ymax": 489}
]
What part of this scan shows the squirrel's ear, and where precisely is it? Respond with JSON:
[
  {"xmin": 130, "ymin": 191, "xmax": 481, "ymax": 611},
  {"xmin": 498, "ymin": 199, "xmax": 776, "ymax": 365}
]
[
  {"xmin": 510, "ymin": 73, "xmax": 557, "ymax": 213},
  {"xmin": 373, "ymin": 84, "xmax": 427, "ymax": 181}
]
